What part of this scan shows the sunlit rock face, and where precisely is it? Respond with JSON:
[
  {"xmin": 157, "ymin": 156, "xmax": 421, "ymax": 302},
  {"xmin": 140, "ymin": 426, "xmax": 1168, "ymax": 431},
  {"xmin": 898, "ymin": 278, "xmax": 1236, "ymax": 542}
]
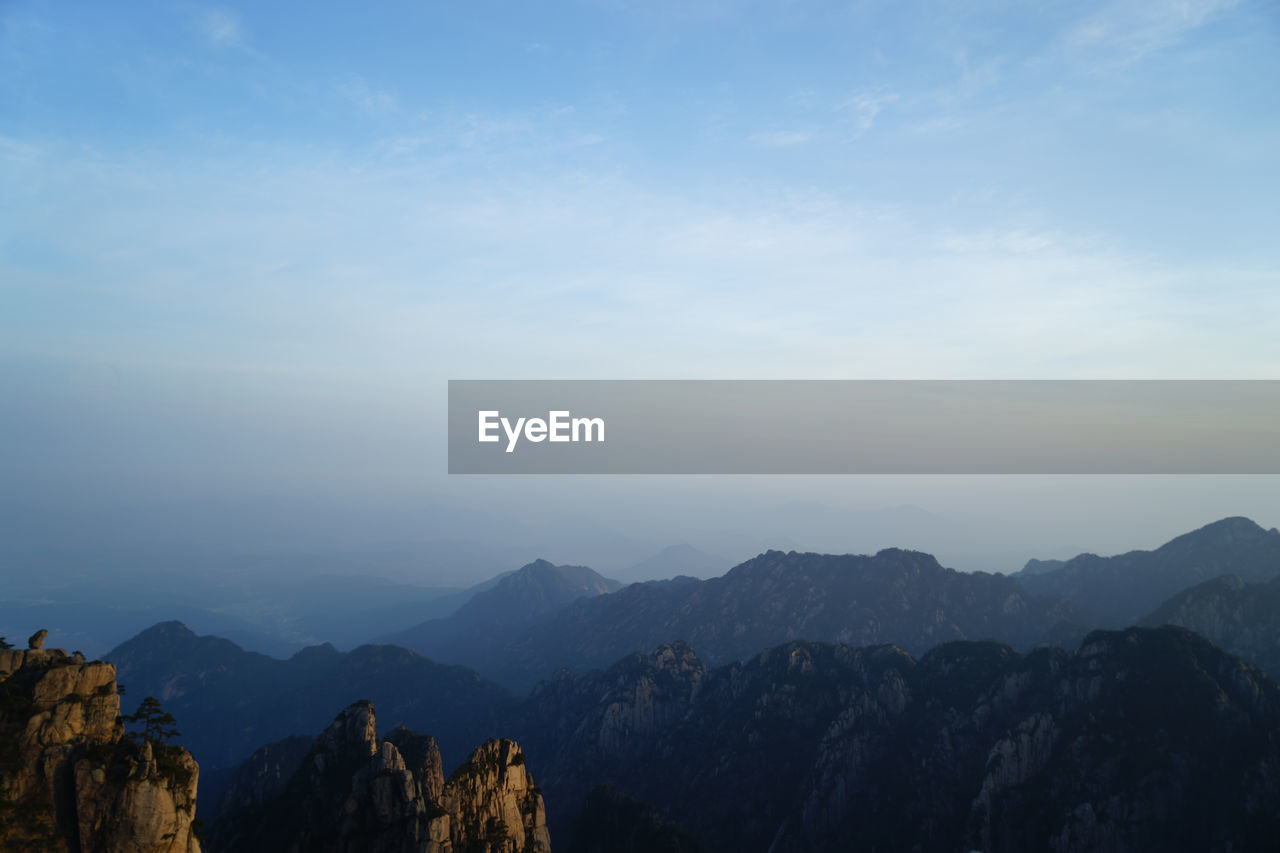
[
  {"xmin": 0, "ymin": 637, "xmax": 202, "ymax": 853},
  {"xmin": 210, "ymin": 700, "xmax": 549, "ymax": 853}
]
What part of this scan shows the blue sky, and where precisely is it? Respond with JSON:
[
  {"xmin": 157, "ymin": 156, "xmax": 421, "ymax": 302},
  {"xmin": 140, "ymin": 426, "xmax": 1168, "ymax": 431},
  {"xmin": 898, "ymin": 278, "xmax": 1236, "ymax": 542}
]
[{"xmin": 2, "ymin": 0, "xmax": 1278, "ymax": 570}]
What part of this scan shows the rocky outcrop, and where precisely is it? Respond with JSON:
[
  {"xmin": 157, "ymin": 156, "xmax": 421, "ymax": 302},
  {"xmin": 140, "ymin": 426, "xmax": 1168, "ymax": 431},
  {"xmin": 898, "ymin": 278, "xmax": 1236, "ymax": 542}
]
[
  {"xmin": 442, "ymin": 738, "xmax": 549, "ymax": 853},
  {"xmin": 0, "ymin": 636, "xmax": 201, "ymax": 852},
  {"xmin": 211, "ymin": 701, "xmax": 549, "ymax": 853}
]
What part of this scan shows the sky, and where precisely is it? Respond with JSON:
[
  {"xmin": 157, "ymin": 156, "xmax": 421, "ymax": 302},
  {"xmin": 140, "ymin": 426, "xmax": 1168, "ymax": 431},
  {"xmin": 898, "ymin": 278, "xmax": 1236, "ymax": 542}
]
[{"xmin": 2, "ymin": 0, "xmax": 1278, "ymax": 579}]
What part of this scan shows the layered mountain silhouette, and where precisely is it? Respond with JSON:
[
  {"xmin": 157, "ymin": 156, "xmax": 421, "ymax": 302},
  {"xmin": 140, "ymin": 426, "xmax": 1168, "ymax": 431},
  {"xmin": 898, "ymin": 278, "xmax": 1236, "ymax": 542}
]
[
  {"xmin": 95, "ymin": 516, "xmax": 1280, "ymax": 850},
  {"xmin": 1015, "ymin": 516, "xmax": 1280, "ymax": 625},
  {"xmin": 105, "ymin": 621, "xmax": 514, "ymax": 810},
  {"xmin": 393, "ymin": 548, "xmax": 1080, "ymax": 692},
  {"xmin": 379, "ymin": 519, "xmax": 1280, "ymax": 693},
  {"xmin": 617, "ymin": 544, "xmax": 728, "ymax": 583},
  {"xmin": 378, "ymin": 559, "xmax": 622, "ymax": 680}
]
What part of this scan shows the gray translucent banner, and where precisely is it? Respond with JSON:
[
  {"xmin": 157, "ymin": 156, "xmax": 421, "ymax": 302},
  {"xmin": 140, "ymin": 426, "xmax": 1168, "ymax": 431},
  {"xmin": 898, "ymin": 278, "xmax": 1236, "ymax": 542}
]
[{"xmin": 447, "ymin": 380, "xmax": 1280, "ymax": 474}]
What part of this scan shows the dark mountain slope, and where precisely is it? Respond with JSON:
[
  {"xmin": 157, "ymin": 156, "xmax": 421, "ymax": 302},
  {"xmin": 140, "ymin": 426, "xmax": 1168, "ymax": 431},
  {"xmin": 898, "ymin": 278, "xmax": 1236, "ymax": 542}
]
[
  {"xmin": 498, "ymin": 627, "xmax": 1280, "ymax": 853},
  {"xmin": 1141, "ymin": 572, "xmax": 1280, "ymax": 678},
  {"xmin": 569, "ymin": 785, "xmax": 711, "ymax": 853},
  {"xmin": 1016, "ymin": 516, "xmax": 1280, "ymax": 625}
]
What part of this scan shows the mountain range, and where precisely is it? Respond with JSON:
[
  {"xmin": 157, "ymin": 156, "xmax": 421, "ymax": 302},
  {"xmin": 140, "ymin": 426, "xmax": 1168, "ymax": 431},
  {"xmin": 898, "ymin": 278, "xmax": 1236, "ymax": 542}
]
[
  {"xmin": 497, "ymin": 627, "xmax": 1280, "ymax": 851},
  {"xmin": 106, "ymin": 621, "xmax": 516, "ymax": 811},
  {"xmin": 378, "ymin": 559, "xmax": 623, "ymax": 685},
  {"xmin": 194, "ymin": 628, "xmax": 1280, "ymax": 852},
  {"xmin": 76, "ymin": 515, "xmax": 1280, "ymax": 850},
  {"xmin": 104, "ymin": 518, "xmax": 1280, "ymax": 777},
  {"xmin": 377, "ymin": 518, "xmax": 1280, "ymax": 694},
  {"xmin": 1014, "ymin": 516, "xmax": 1280, "ymax": 625}
]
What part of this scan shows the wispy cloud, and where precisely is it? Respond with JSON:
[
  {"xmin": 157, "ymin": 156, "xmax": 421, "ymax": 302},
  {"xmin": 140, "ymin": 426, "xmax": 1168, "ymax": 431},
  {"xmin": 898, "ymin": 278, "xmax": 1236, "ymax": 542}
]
[
  {"xmin": 749, "ymin": 130, "xmax": 814, "ymax": 148},
  {"xmin": 839, "ymin": 91, "xmax": 898, "ymax": 137},
  {"xmin": 937, "ymin": 229, "xmax": 1060, "ymax": 256},
  {"xmin": 1066, "ymin": 0, "xmax": 1240, "ymax": 66},
  {"xmin": 11, "ymin": 135, "xmax": 1272, "ymax": 385},
  {"xmin": 199, "ymin": 6, "xmax": 243, "ymax": 47},
  {"xmin": 336, "ymin": 76, "xmax": 398, "ymax": 116}
]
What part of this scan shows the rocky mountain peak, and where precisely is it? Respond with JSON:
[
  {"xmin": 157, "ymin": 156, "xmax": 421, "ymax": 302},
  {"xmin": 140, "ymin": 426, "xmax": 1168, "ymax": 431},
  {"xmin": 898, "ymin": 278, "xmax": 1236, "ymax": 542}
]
[
  {"xmin": 143, "ymin": 620, "xmax": 200, "ymax": 641},
  {"xmin": 212, "ymin": 702, "xmax": 549, "ymax": 852},
  {"xmin": 385, "ymin": 725, "xmax": 445, "ymax": 802},
  {"xmin": 316, "ymin": 699, "xmax": 378, "ymax": 757},
  {"xmin": 1159, "ymin": 515, "xmax": 1274, "ymax": 553},
  {"xmin": 0, "ymin": 631, "xmax": 201, "ymax": 852}
]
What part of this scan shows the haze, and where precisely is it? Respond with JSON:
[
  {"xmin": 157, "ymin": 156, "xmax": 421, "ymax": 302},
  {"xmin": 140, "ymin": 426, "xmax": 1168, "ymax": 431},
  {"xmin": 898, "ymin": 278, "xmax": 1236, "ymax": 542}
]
[{"xmin": 3, "ymin": 2, "xmax": 1278, "ymax": 596}]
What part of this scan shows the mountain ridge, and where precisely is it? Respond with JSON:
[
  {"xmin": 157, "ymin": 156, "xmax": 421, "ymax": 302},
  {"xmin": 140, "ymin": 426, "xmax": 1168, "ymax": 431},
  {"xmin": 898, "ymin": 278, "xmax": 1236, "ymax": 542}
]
[
  {"xmin": 377, "ymin": 558, "xmax": 622, "ymax": 679},
  {"xmin": 105, "ymin": 621, "xmax": 515, "ymax": 810}
]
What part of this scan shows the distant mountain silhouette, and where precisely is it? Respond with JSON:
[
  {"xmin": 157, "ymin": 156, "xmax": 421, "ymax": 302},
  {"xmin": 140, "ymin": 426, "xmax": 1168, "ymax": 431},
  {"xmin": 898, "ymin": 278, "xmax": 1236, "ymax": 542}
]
[
  {"xmin": 618, "ymin": 544, "xmax": 728, "ymax": 582},
  {"xmin": 1018, "ymin": 557, "xmax": 1067, "ymax": 576},
  {"xmin": 105, "ymin": 621, "xmax": 514, "ymax": 810},
  {"xmin": 1015, "ymin": 517, "xmax": 1280, "ymax": 625},
  {"xmin": 380, "ymin": 559, "xmax": 622, "ymax": 676},
  {"xmin": 482, "ymin": 548, "xmax": 1079, "ymax": 692}
]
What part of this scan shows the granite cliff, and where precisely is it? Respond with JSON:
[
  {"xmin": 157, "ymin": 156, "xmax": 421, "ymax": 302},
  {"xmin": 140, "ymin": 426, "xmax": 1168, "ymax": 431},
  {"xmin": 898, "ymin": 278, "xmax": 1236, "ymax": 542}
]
[
  {"xmin": 210, "ymin": 700, "xmax": 549, "ymax": 853},
  {"xmin": 0, "ymin": 631, "xmax": 202, "ymax": 852}
]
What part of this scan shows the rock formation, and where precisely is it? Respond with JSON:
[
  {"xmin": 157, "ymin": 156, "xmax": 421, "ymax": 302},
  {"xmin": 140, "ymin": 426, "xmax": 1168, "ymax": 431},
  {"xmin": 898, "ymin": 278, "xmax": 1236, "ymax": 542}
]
[
  {"xmin": 0, "ymin": 633, "xmax": 201, "ymax": 852},
  {"xmin": 211, "ymin": 700, "xmax": 549, "ymax": 853}
]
